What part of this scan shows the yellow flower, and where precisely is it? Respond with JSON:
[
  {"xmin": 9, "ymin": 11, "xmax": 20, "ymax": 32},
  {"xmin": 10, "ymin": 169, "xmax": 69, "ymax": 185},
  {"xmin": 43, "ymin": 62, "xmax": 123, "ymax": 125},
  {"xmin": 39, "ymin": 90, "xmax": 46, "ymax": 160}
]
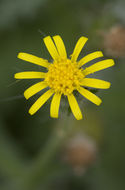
[{"xmin": 14, "ymin": 35, "xmax": 115, "ymax": 120}]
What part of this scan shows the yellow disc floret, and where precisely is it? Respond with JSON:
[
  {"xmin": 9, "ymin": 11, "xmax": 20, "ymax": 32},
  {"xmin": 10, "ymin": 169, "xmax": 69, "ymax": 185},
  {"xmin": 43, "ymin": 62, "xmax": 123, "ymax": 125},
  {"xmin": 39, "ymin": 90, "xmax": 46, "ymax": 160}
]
[{"xmin": 45, "ymin": 59, "xmax": 84, "ymax": 95}]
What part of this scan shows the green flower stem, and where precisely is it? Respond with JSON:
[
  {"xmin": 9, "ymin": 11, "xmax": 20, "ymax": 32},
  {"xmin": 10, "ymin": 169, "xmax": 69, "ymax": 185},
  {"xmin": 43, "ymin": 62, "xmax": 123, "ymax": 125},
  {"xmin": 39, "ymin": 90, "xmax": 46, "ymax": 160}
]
[{"xmin": 19, "ymin": 116, "xmax": 73, "ymax": 190}]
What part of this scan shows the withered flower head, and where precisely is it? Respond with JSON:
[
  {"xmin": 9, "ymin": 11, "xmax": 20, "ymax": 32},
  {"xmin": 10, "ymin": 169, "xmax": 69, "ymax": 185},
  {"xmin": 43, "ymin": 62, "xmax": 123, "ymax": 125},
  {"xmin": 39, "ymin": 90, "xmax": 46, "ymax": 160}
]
[
  {"xmin": 101, "ymin": 25, "xmax": 125, "ymax": 57},
  {"xmin": 63, "ymin": 134, "xmax": 97, "ymax": 175}
]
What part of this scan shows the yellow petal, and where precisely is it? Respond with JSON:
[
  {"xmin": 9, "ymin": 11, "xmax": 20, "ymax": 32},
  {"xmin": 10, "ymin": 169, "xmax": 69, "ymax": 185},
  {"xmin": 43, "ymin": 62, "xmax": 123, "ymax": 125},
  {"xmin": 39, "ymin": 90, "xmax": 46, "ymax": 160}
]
[
  {"xmin": 50, "ymin": 93, "xmax": 61, "ymax": 118},
  {"xmin": 78, "ymin": 51, "xmax": 103, "ymax": 67},
  {"xmin": 14, "ymin": 72, "xmax": 46, "ymax": 79},
  {"xmin": 29, "ymin": 89, "xmax": 53, "ymax": 115},
  {"xmin": 71, "ymin": 36, "xmax": 88, "ymax": 62},
  {"xmin": 17, "ymin": 53, "xmax": 50, "ymax": 68},
  {"xmin": 43, "ymin": 36, "xmax": 59, "ymax": 60},
  {"xmin": 83, "ymin": 59, "xmax": 115, "ymax": 76},
  {"xmin": 53, "ymin": 35, "xmax": 67, "ymax": 59},
  {"xmin": 80, "ymin": 78, "xmax": 111, "ymax": 89},
  {"xmin": 67, "ymin": 94, "xmax": 83, "ymax": 120},
  {"xmin": 24, "ymin": 81, "xmax": 48, "ymax": 99},
  {"xmin": 78, "ymin": 87, "xmax": 102, "ymax": 106}
]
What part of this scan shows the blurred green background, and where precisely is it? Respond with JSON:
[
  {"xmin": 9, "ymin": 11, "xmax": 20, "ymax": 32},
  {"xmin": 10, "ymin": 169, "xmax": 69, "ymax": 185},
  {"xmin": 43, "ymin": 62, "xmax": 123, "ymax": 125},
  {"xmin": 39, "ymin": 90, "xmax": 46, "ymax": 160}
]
[{"xmin": 0, "ymin": 0, "xmax": 125, "ymax": 189}]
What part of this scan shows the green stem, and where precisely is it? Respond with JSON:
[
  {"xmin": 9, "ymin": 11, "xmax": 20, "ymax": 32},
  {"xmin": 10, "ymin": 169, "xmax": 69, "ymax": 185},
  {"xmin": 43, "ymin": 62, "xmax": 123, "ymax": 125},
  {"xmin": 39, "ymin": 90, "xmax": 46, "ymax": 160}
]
[{"xmin": 19, "ymin": 116, "xmax": 73, "ymax": 190}]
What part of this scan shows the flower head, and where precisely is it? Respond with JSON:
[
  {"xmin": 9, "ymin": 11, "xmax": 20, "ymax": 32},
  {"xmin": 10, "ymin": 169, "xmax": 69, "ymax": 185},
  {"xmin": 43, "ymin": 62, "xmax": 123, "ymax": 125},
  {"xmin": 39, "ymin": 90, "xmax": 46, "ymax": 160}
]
[
  {"xmin": 14, "ymin": 35, "xmax": 115, "ymax": 120},
  {"xmin": 63, "ymin": 134, "xmax": 97, "ymax": 175},
  {"xmin": 101, "ymin": 25, "xmax": 125, "ymax": 57}
]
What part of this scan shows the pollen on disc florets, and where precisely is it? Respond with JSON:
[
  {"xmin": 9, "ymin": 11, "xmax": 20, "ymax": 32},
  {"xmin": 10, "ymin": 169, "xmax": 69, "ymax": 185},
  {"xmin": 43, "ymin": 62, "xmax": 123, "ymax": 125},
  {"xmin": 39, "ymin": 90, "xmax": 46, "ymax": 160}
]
[{"xmin": 45, "ymin": 59, "xmax": 84, "ymax": 95}]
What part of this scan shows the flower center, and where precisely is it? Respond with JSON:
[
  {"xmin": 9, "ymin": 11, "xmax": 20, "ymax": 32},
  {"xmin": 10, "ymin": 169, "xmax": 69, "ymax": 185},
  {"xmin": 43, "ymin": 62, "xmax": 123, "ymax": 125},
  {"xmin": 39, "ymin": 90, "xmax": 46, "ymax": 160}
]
[{"xmin": 45, "ymin": 59, "xmax": 84, "ymax": 95}]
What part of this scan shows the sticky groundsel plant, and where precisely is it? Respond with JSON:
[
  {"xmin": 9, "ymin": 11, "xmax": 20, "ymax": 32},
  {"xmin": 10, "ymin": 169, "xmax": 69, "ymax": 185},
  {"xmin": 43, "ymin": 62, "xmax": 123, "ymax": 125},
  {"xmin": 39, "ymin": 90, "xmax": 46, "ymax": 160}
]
[{"xmin": 14, "ymin": 35, "xmax": 115, "ymax": 120}]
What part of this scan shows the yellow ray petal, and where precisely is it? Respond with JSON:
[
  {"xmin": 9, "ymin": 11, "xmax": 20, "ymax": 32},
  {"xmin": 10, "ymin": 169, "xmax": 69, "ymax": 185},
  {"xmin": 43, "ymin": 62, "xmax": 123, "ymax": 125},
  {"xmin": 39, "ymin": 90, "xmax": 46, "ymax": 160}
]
[
  {"xmin": 24, "ymin": 81, "xmax": 48, "ymax": 100},
  {"xmin": 29, "ymin": 89, "xmax": 54, "ymax": 115},
  {"xmin": 67, "ymin": 94, "xmax": 83, "ymax": 120},
  {"xmin": 14, "ymin": 72, "xmax": 46, "ymax": 79},
  {"xmin": 53, "ymin": 35, "xmax": 67, "ymax": 59},
  {"xmin": 80, "ymin": 78, "xmax": 111, "ymax": 89},
  {"xmin": 78, "ymin": 87, "xmax": 102, "ymax": 106},
  {"xmin": 43, "ymin": 36, "xmax": 59, "ymax": 60},
  {"xmin": 50, "ymin": 93, "xmax": 62, "ymax": 118},
  {"xmin": 71, "ymin": 36, "xmax": 88, "ymax": 62},
  {"xmin": 17, "ymin": 53, "xmax": 50, "ymax": 68},
  {"xmin": 83, "ymin": 59, "xmax": 115, "ymax": 76},
  {"xmin": 78, "ymin": 51, "xmax": 103, "ymax": 67}
]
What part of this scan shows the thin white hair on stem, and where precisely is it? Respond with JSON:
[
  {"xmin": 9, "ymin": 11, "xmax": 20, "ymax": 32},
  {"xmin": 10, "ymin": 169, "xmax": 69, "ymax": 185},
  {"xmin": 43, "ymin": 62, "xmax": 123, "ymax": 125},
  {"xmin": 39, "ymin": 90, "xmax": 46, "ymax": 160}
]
[
  {"xmin": 0, "ymin": 95, "xmax": 24, "ymax": 102},
  {"xmin": 7, "ymin": 80, "xmax": 21, "ymax": 88},
  {"xmin": 38, "ymin": 29, "xmax": 47, "ymax": 37}
]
